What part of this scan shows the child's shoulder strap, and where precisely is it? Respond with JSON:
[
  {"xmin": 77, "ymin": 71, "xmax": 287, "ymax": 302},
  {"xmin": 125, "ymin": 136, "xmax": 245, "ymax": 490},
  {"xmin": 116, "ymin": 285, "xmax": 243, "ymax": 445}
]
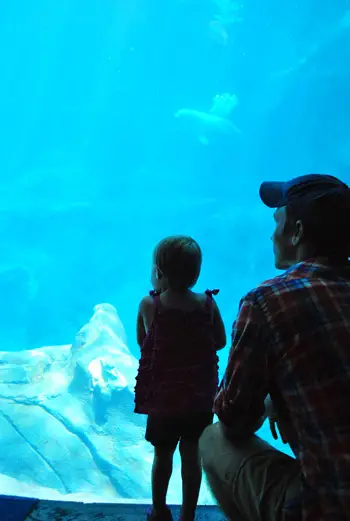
[
  {"xmin": 149, "ymin": 289, "xmax": 161, "ymax": 311},
  {"xmin": 204, "ymin": 288, "xmax": 219, "ymax": 311}
]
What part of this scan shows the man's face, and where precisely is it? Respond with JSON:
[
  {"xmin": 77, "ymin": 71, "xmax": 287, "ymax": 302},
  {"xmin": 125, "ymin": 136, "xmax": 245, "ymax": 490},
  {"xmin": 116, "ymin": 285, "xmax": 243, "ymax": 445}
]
[{"xmin": 271, "ymin": 206, "xmax": 297, "ymax": 269}]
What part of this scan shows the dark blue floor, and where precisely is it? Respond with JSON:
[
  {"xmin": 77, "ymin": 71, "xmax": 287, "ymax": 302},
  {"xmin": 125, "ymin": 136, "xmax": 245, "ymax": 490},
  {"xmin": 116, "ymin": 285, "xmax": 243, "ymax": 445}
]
[
  {"xmin": 0, "ymin": 495, "xmax": 38, "ymax": 521},
  {"xmin": 0, "ymin": 495, "xmax": 225, "ymax": 521}
]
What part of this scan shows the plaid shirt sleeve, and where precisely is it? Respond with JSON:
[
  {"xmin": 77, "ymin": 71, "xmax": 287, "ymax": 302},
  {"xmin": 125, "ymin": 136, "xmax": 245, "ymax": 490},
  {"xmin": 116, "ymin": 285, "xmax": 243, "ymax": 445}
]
[{"xmin": 214, "ymin": 293, "xmax": 268, "ymax": 433}]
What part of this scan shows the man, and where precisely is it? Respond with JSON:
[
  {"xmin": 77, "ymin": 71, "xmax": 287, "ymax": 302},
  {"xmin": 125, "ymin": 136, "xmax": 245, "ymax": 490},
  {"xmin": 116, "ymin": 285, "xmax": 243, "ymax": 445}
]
[{"xmin": 199, "ymin": 174, "xmax": 350, "ymax": 521}]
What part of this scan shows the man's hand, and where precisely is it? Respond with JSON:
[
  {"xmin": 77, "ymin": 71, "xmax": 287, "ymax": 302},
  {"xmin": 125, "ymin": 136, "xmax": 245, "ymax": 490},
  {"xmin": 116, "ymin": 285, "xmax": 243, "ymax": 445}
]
[
  {"xmin": 269, "ymin": 415, "xmax": 288, "ymax": 443},
  {"xmin": 265, "ymin": 395, "xmax": 288, "ymax": 444}
]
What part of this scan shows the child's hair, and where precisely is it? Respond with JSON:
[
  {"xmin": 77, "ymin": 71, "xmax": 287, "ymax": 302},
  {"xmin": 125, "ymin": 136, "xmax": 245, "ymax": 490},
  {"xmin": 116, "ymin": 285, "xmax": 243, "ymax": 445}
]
[{"xmin": 154, "ymin": 235, "xmax": 202, "ymax": 291}]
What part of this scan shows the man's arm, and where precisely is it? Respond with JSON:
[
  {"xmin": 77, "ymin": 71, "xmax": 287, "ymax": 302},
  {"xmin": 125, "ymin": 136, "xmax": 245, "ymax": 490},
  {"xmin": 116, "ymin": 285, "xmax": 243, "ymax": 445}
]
[{"xmin": 214, "ymin": 294, "xmax": 269, "ymax": 439}]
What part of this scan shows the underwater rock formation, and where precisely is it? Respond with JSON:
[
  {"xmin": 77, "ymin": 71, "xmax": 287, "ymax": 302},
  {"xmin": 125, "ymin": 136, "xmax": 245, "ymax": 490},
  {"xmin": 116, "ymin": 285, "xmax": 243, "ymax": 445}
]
[{"xmin": 0, "ymin": 304, "xmax": 214, "ymax": 503}]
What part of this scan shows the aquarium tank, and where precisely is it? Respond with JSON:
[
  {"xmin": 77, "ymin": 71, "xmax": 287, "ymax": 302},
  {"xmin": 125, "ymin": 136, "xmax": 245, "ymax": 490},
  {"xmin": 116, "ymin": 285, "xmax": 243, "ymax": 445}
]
[{"xmin": 0, "ymin": 0, "xmax": 349, "ymax": 506}]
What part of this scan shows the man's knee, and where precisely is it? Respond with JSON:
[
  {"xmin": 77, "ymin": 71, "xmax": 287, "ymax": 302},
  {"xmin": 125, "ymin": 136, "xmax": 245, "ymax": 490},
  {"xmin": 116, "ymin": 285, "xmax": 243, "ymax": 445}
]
[
  {"xmin": 199, "ymin": 421, "xmax": 216, "ymax": 445},
  {"xmin": 199, "ymin": 422, "xmax": 224, "ymax": 467},
  {"xmin": 199, "ymin": 424, "xmax": 211, "ymax": 453},
  {"xmin": 199, "ymin": 422, "xmax": 271, "ymax": 475}
]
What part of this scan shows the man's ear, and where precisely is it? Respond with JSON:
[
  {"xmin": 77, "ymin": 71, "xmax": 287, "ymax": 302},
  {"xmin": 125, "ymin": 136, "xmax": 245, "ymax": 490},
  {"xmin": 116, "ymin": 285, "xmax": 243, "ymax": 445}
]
[{"xmin": 292, "ymin": 219, "xmax": 304, "ymax": 246}]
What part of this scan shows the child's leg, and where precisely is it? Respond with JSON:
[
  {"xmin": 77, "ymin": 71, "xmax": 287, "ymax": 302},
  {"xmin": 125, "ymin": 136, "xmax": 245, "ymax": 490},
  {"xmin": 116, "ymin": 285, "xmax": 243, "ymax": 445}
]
[
  {"xmin": 151, "ymin": 445, "xmax": 176, "ymax": 515},
  {"xmin": 179, "ymin": 439, "xmax": 202, "ymax": 521}
]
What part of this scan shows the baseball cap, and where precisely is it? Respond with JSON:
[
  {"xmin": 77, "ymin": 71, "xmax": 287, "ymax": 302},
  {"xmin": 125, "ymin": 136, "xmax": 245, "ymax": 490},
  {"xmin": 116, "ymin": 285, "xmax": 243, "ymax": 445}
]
[{"xmin": 259, "ymin": 174, "xmax": 349, "ymax": 208}]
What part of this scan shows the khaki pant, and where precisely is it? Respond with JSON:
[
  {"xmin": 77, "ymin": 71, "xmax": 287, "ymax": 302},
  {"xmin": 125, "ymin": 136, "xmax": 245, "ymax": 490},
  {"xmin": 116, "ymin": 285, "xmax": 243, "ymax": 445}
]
[{"xmin": 199, "ymin": 422, "xmax": 300, "ymax": 521}]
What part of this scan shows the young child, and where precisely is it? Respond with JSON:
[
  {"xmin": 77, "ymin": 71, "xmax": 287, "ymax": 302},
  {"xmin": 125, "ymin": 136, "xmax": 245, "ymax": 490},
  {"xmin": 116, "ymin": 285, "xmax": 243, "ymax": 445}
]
[{"xmin": 134, "ymin": 235, "xmax": 226, "ymax": 521}]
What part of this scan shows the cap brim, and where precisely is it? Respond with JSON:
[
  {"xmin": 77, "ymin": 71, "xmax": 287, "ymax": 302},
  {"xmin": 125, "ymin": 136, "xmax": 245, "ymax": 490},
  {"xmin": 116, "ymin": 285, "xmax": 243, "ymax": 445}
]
[{"xmin": 259, "ymin": 181, "xmax": 287, "ymax": 208}]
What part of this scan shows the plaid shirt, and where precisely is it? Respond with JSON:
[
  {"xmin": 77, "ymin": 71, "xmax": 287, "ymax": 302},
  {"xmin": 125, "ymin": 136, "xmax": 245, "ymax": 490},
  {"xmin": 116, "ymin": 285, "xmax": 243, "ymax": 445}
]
[{"xmin": 215, "ymin": 260, "xmax": 350, "ymax": 521}]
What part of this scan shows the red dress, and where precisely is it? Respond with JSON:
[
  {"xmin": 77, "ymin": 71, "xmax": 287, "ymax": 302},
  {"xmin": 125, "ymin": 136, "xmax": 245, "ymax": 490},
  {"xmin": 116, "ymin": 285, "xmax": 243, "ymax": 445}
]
[{"xmin": 134, "ymin": 290, "xmax": 219, "ymax": 417}]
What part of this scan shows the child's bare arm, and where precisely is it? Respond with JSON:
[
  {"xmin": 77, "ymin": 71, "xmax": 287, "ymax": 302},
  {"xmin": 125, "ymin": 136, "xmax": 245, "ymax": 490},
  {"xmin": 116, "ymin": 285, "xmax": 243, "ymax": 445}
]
[
  {"xmin": 137, "ymin": 300, "xmax": 147, "ymax": 348},
  {"xmin": 212, "ymin": 300, "xmax": 226, "ymax": 350},
  {"xmin": 136, "ymin": 296, "xmax": 155, "ymax": 348}
]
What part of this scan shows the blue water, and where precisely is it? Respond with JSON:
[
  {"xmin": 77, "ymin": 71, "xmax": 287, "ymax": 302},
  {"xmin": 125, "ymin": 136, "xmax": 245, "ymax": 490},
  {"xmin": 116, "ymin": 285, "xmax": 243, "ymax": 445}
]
[{"xmin": 0, "ymin": 0, "xmax": 350, "ymax": 501}]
